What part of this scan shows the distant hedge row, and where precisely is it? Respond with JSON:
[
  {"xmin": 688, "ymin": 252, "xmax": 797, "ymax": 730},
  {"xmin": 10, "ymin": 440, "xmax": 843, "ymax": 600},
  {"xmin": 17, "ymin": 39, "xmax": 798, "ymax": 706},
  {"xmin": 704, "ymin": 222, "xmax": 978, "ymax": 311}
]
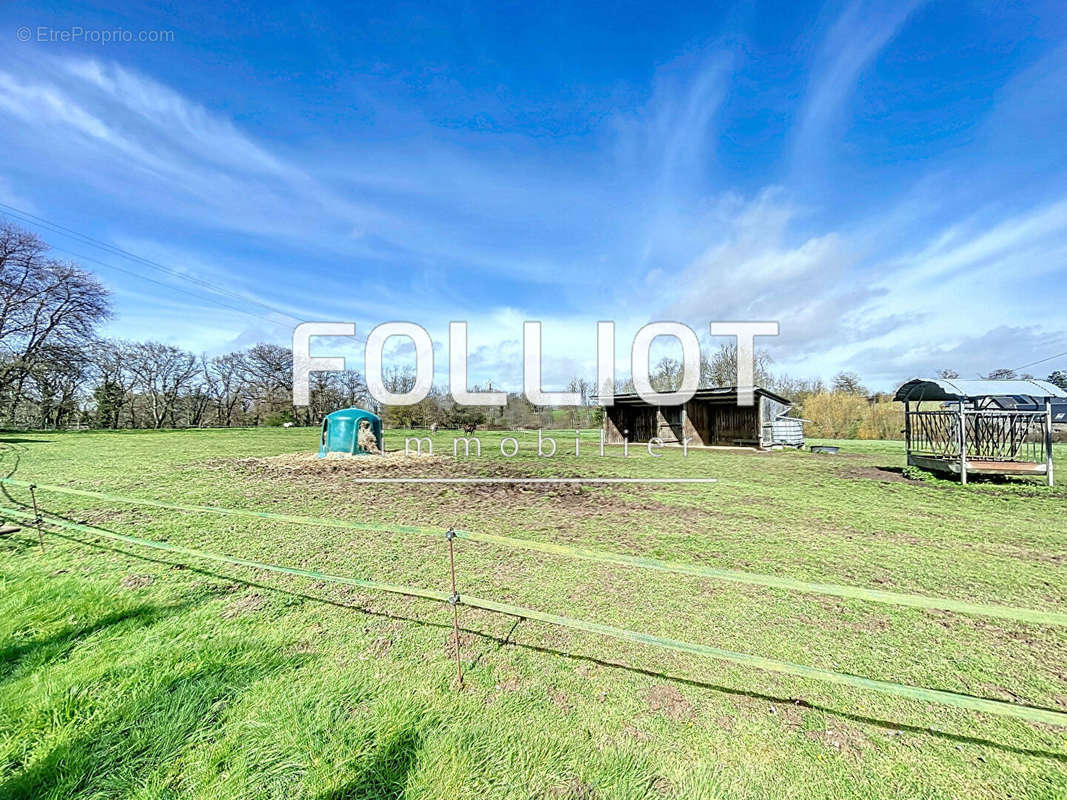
[{"xmin": 798, "ymin": 394, "xmax": 904, "ymax": 440}]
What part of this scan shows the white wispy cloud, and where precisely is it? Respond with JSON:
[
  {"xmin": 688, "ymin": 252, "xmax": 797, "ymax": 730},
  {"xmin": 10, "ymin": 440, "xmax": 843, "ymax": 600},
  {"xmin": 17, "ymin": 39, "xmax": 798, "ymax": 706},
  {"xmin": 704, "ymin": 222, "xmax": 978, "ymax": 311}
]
[
  {"xmin": 888, "ymin": 200, "xmax": 1067, "ymax": 289},
  {"xmin": 0, "ymin": 53, "xmax": 382, "ymax": 240},
  {"xmin": 792, "ymin": 0, "xmax": 925, "ymax": 166}
]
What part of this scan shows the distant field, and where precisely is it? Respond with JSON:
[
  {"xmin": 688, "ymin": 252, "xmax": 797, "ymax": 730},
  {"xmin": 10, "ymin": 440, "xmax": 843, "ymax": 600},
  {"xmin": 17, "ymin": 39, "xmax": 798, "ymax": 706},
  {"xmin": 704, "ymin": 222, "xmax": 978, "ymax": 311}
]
[{"xmin": 1, "ymin": 428, "xmax": 1065, "ymax": 799}]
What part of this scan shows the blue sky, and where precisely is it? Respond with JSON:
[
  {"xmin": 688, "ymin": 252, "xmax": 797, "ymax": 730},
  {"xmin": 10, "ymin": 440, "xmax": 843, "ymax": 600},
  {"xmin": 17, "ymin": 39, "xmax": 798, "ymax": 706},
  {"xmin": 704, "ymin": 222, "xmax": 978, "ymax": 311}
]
[{"xmin": 1, "ymin": 0, "xmax": 1066, "ymax": 392}]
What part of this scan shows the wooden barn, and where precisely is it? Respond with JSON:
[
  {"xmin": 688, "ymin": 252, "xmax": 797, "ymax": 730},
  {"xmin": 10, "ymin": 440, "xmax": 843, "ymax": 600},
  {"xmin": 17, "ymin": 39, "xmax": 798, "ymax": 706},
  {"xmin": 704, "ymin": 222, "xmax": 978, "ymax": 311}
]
[{"xmin": 603, "ymin": 386, "xmax": 802, "ymax": 449}]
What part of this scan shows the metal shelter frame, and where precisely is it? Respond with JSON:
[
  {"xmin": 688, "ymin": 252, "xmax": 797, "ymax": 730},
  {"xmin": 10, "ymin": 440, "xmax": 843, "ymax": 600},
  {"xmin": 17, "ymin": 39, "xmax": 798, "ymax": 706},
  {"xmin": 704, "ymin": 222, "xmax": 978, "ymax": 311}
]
[{"xmin": 894, "ymin": 379, "xmax": 1065, "ymax": 486}]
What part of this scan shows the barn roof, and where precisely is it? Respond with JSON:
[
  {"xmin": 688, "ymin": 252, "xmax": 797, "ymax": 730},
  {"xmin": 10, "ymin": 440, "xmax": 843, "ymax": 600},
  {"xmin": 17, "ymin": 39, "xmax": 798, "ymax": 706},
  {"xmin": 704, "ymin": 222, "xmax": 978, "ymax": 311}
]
[
  {"xmin": 893, "ymin": 378, "xmax": 1067, "ymax": 402},
  {"xmin": 606, "ymin": 386, "xmax": 793, "ymax": 407}
]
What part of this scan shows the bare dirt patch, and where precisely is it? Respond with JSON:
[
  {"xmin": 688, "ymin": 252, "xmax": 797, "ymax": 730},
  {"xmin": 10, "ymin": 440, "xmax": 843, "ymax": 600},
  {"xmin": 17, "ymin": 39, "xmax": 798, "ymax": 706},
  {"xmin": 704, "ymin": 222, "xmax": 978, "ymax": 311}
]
[
  {"xmin": 836, "ymin": 464, "xmax": 912, "ymax": 483},
  {"xmin": 365, "ymin": 635, "xmax": 393, "ymax": 658},
  {"xmin": 219, "ymin": 452, "xmax": 592, "ymax": 499},
  {"xmin": 221, "ymin": 591, "xmax": 267, "ymax": 618},
  {"xmin": 648, "ymin": 775, "xmax": 674, "ymax": 796},
  {"xmin": 442, "ymin": 629, "xmax": 477, "ymax": 659},
  {"xmin": 119, "ymin": 573, "xmax": 154, "ymax": 590},
  {"xmin": 548, "ymin": 688, "xmax": 572, "ymax": 712},
  {"xmin": 496, "ymin": 675, "xmax": 522, "ymax": 693},
  {"xmin": 210, "ymin": 451, "xmax": 679, "ymax": 521},
  {"xmin": 804, "ymin": 722, "xmax": 868, "ymax": 757},
  {"xmin": 545, "ymin": 778, "xmax": 597, "ymax": 800},
  {"xmin": 624, "ymin": 723, "xmax": 652, "ymax": 742},
  {"xmin": 646, "ymin": 684, "xmax": 694, "ymax": 721},
  {"xmin": 768, "ymin": 700, "xmax": 806, "ymax": 730},
  {"xmin": 228, "ymin": 450, "xmax": 443, "ymax": 474},
  {"xmin": 78, "ymin": 508, "xmax": 157, "ymax": 526}
]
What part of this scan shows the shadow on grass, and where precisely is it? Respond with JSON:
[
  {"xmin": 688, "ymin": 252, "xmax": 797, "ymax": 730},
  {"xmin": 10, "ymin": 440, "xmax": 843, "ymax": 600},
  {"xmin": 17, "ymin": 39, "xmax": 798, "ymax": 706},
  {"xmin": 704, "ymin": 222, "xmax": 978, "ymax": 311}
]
[
  {"xmin": 879, "ymin": 464, "xmax": 1066, "ymax": 496},
  {"xmin": 875, "ymin": 466, "xmax": 913, "ymax": 477},
  {"xmin": 31, "ymin": 519, "xmax": 1067, "ymax": 765},
  {"xmin": 0, "ymin": 443, "xmax": 32, "ymax": 529},
  {"xmin": 0, "ymin": 533, "xmax": 37, "ymax": 556},
  {"xmin": 515, "ymin": 642, "xmax": 1067, "ymax": 763},
  {"xmin": 0, "ymin": 625, "xmax": 298, "ymax": 799},
  {"xmin": 0, "ymin": 602, "xmax": 188, "ymax": 683},
  {"xmin": 0, "ymin": 440, "xmax": 27, "ymax": 481},
  {"xmin": 318, "ymin": 724, "xmax": 425, "ymax": 800}
]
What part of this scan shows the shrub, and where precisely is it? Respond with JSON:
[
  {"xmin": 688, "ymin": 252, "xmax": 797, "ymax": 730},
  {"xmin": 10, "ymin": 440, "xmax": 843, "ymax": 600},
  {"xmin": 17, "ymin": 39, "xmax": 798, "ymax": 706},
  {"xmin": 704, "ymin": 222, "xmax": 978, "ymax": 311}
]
[
  {"xmin": 857, "ymin": 400, "xmax": 905, "ymax": 440},
  {"xmin": 801, "ymin": 392, "xmax": 869, "ymax": 438}
]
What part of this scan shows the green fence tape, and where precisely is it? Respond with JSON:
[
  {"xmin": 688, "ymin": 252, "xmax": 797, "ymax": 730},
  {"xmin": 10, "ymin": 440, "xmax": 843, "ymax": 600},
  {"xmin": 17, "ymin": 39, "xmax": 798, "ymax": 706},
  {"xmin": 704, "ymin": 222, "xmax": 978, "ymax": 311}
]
[
  {"xmin": 2, "ymin": 503, "xmax": 1065, "ymax": 728},
  {"xmin": 0, "ymin": 504, "xmax": 447, "ymax": 604},
  {"xmin": 461, "ymin": 595, "xmax": 1067, "ymax": 727},
  {"xmin": 3, "ymin": 477, "xmax": 1064, "ymax": 627}
]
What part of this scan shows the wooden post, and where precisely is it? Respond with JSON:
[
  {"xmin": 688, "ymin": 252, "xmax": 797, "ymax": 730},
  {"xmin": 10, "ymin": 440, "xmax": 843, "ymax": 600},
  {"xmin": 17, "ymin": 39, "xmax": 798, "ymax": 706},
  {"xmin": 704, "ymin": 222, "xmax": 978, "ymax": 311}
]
[
  {"xmin": 445, "ymin": 528, "xmax": 463, "ymax": 689},
  {"xmin": 757, "ymin": 395, "xmax": 765, "ymax": 449},
  {"xmin": 958, "ymin": 403, "xmax": 968, "ymax": 485},
  {"xmin": 904, "ymin": 401, "xmax": 911, "ymax": 464},
  {"xmin": 1047, "ymin": 398, "xmax": 1055, "ymax": 488},
  {"xmin": 28, "ymin": 484, "xmax": 45, "ymax": 553}
]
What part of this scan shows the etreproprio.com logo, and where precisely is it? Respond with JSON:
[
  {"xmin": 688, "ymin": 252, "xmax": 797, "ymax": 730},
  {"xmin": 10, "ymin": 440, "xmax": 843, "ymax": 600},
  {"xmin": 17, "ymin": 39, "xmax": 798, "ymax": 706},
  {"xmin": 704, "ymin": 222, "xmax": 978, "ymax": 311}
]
[{"xmin": 16, "ymin": 25, "xmax": 175, "ymax": 43}]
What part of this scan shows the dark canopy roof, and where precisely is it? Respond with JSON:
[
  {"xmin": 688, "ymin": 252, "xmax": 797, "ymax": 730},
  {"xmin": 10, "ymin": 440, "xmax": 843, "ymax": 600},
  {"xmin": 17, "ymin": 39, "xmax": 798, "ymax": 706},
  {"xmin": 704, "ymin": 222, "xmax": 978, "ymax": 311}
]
[
  {"xmin": 893, "ymin": 378, "xmax": 1067, "ymax": 402},
  {"xmin": 606, "ymin": 386, "xmax": 792, "ymax": 407}
]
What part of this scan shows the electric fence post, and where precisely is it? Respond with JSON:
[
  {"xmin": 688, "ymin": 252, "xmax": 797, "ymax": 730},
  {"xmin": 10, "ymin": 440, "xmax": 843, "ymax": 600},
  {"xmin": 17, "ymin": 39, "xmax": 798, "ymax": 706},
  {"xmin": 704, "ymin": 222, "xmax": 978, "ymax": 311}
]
[
  {"xmin": 28, "ymin": 484, "xmax": 45, "ymax": 554},
  {"xmin": 445, "ymin": 526, "xmax": 464, "ymax": 689}
]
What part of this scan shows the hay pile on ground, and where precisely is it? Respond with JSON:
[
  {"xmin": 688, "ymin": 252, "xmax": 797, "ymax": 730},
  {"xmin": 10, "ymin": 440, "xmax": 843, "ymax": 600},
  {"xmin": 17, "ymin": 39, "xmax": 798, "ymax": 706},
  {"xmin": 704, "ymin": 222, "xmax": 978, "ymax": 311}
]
[
  {"xmin": 207, "ymin": 450, "xmax": 600, "ymax": 504},
  {"xmin": 225, "ymin": 450, "xmax": 442, "ymax": 476}
]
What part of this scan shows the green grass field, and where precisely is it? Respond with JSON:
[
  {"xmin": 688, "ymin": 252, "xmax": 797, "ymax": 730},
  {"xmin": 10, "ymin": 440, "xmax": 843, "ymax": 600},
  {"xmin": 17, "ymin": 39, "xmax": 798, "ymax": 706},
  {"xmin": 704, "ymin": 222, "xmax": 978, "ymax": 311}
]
[{"xmin": 1, "ymin": 428, "xmax": 1065, "ymax": 799}]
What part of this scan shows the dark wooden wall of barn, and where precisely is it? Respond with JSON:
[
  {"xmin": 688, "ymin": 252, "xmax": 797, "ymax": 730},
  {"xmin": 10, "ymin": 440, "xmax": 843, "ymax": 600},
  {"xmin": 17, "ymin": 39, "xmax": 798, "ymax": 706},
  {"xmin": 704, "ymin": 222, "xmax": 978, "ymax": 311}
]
[
  {"xmin": 604, "ymin": 406, "xmax": 660, "ymax": 443},
  {"xmin": 605, "ymin": 400, "xmax": 761, "ymax": 446},
  {"xmin": 689, "ymin": 400, "xmax": 762, "ymax": 445}
]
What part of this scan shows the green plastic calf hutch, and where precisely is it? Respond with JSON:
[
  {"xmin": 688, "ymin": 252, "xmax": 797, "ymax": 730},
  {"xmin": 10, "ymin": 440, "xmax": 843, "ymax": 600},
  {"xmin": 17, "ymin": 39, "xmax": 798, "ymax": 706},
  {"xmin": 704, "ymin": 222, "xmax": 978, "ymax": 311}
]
[{"xmin": 318, "ymin": 408, "xmax": 383, "ymax": 457}]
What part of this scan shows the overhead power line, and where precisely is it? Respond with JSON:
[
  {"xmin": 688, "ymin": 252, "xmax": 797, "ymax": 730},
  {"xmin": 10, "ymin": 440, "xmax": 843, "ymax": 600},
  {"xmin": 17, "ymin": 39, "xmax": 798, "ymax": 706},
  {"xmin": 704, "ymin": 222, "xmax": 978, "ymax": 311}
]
[
  {"xmin": 0, "ymin": 201, "xmax": 369, "ymax": 344},
  {"xmin": 1010, "ymin": 350, "xmax": 1067, "ymax": 374},
  {"xmin": 48, "ymin": 243, "xmax": 291, "ymax": 331},
  {"xmin": 0, "ymin": 201, "xmax": 301, "ymax": 322}
]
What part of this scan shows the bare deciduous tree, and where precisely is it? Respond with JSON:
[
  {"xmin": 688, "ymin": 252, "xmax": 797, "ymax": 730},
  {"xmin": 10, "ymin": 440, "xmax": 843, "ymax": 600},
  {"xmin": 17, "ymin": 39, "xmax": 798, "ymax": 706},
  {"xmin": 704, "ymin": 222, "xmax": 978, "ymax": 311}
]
[
  {"xmin": 204, "ymin": 352, "xmax": 249, "ymax": 427},
  {"xmin": 700, "ymin": 343, "xmax": 773, "ymax": 389},
  {"xmin": 126, "ymin": 342, "xmax": 199, "ymax": 428},
  {"xmin": 983, "ymin": 368, "xmax": 1018, "ymax": 380},
  {"xmin": 650, "ymin": 358, "xmax": 683, "ymax": 392},
  {"xmin": 0, "ymin": 224, "xmax": 111, "ymax": 418},
  {"xmin": 338, "ymin": 370, "xmax": 368, "ymax": 408},
  {"xmin": 88, "ymin": 339, "xmax": 134, "ymax": 428},
  {"xmin": 831, "ymin": 371, "xmax": 867, "ymax": 396},
  {"xmin": 242, "ymin": 343, "xmax": 293, "ymax": 421}
]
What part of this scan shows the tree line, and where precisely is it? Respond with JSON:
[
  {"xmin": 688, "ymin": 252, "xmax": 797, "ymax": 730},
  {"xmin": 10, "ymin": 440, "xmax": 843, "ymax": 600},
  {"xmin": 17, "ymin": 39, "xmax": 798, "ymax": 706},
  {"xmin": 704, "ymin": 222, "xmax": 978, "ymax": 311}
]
[
  {"xmin": 0, "ymin": 223, "xmax": 366, "ymax": 429},
  {"xmin": 3, "ymin": 221, "xmax": 1064, "ymax": 433}
]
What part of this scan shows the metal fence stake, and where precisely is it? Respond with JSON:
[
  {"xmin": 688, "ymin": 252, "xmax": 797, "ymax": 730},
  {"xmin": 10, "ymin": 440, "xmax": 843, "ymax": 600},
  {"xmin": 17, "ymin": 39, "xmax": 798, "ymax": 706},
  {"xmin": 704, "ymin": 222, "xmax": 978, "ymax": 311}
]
[
  {"xmin": 446, "ymin": 527, "xmax": 463, "ymax": 688},
  {"xmin": 1046, "ymin": 398, "xmax": 1055, "ymax": 488},
  {"xmin": 28, "ymin": 484, "xmax": 45, "ymax": 554}
]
